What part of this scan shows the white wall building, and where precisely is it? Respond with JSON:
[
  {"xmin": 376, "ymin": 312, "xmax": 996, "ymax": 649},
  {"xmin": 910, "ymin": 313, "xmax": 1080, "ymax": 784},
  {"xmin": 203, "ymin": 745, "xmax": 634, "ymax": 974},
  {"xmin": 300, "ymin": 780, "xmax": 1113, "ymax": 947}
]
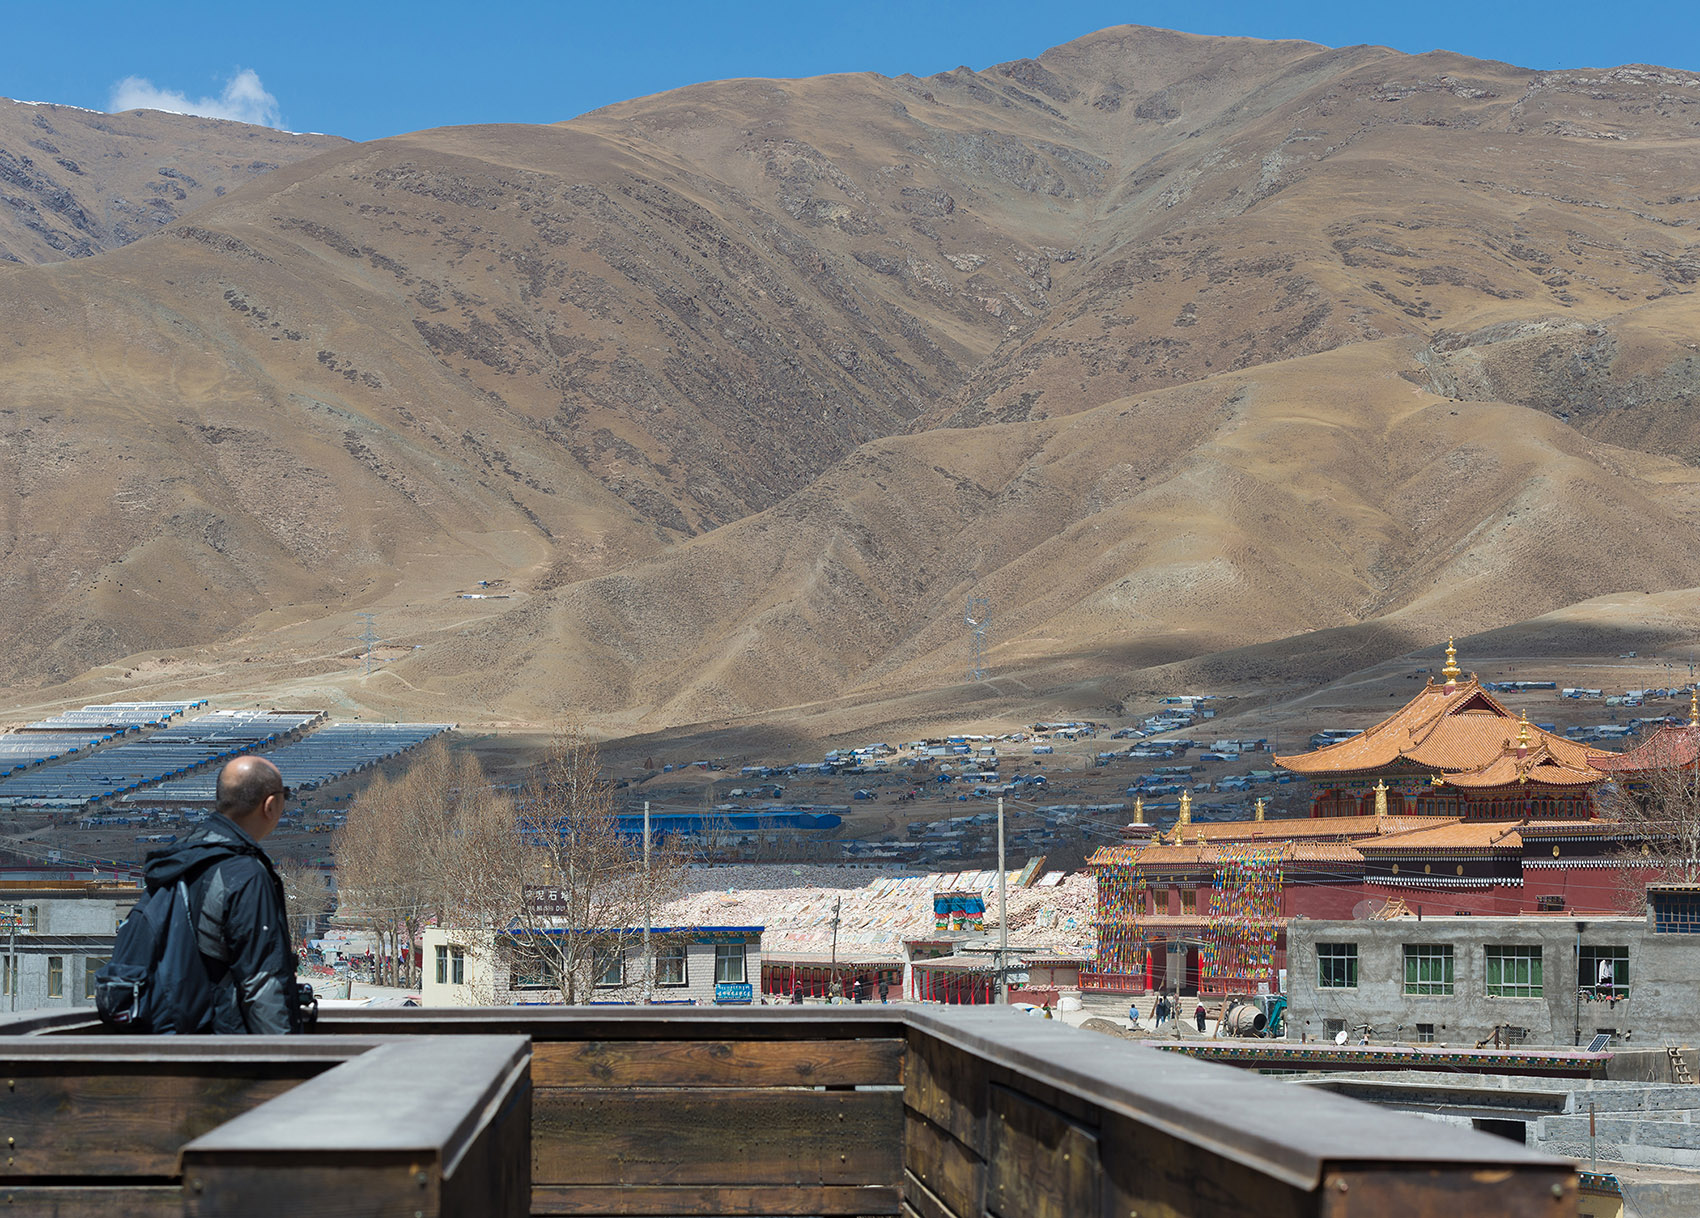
[
  {"xmin": 420, "ymin": 924, "xmax": 763, "ymax": 1008},
  {"xmin": 0, "ymin": 886, "xmax": 133, "ymax": 1014}
]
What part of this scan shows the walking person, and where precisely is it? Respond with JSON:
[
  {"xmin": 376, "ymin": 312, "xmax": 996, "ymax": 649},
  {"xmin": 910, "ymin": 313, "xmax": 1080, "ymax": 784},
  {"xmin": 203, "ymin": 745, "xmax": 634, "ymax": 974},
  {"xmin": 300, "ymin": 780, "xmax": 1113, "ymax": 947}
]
[{"xmin": 1195, "ymin": 1001, "xmax": 1207, "ymax": 1034}]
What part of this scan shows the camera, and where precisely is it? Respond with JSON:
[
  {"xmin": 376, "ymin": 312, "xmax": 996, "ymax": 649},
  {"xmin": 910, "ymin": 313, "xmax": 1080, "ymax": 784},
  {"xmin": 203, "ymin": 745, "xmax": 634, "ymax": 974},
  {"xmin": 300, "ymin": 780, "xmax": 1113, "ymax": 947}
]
[{"xmin": 293, "ymin": 981, "xmax": 320, "ymax": 1031}]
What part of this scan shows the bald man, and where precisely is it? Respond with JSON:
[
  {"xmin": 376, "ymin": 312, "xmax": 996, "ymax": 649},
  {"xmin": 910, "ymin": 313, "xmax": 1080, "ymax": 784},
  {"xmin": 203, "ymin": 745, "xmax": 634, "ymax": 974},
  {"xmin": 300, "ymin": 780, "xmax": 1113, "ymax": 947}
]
[{"xmin": 142, "ymin": 755, "xmax": 302, "ymax": 1033}]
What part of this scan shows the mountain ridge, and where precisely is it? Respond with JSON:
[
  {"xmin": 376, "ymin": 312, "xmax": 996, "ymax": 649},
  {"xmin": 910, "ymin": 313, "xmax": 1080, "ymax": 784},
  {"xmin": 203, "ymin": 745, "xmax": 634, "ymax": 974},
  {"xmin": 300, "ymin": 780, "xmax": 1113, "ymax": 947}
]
[
  {"xmin": 0, "ymin": 99, "xmax": 347, "ymax": 263},
  {"xmin": 2, "ymin": 25, "xmax": 1699, "ymax": 734}
]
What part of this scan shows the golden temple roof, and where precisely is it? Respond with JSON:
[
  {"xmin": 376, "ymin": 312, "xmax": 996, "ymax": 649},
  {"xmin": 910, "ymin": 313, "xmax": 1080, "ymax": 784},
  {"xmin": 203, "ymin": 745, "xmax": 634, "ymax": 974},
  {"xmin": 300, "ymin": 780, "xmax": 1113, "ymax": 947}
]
[
  {"xmin": 1354, "ymin": 821, "xmax": 1524, "ymax": 854},
  {"xmin": 1187, "ymin": 814, "xmax": 1452, "ymax": 842},
  {"xmin": 1590, "ymin": 723, "xmax": 1700, "ymax": 773},
  {"xmin": 1274, "ymin": 673, "xmax": 1606, "ymax": 788},
  {"xmin": 1089, "ymin": 839, "xmax": 1367, "ymax": 869}
]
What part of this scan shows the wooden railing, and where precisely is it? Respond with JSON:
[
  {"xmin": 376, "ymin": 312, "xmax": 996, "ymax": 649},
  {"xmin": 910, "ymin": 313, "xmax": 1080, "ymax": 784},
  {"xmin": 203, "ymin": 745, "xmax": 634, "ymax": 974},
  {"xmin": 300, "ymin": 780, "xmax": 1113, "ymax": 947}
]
[{"xmin": 0, "ymin": 1006, "xmax": 1577, "ymax": 1217}]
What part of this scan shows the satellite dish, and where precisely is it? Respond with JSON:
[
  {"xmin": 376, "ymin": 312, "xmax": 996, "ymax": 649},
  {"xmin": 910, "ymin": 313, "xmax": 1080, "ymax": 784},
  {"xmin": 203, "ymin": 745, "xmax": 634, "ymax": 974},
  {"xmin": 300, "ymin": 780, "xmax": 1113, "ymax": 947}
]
[
  {"xmin": 1351, "ymin": 900, "xmax": 1377, "ymax": 920},
  {"xmin": 1335, "ymin": 1030, "xmax": 1350, "ymax": 1046}
]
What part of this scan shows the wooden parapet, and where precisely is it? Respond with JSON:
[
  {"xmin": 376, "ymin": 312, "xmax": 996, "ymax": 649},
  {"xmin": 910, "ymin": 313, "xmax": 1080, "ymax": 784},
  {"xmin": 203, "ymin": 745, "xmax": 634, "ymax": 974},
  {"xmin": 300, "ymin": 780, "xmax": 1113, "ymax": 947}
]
[
  {"xmin": 0, "ymin": 1006, "xmax": 1575, "ymax": 1218},
  {"xmin": 181, "ymin": 1035, "xmax": 530, "ymax": 1218}
]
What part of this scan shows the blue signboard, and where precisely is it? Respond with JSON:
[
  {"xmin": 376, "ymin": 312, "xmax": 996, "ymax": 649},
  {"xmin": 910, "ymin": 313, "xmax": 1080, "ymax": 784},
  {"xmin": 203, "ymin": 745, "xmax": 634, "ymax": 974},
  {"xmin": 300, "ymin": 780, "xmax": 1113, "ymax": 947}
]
[{"xmin": 715, "ymin": 982, "xmax": 753, "ymax": 1004}]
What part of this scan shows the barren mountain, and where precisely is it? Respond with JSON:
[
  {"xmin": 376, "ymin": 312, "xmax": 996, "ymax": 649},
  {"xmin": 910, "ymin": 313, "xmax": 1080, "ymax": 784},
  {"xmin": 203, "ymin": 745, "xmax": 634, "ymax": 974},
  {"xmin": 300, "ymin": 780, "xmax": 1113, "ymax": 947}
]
[
  {"xmin": 2, "ymin": 26, "xmax": 1700, "ymax": 734},
  {"xmin": 0, "ymin": 99, "xmax": 346, "ymax": 262}
]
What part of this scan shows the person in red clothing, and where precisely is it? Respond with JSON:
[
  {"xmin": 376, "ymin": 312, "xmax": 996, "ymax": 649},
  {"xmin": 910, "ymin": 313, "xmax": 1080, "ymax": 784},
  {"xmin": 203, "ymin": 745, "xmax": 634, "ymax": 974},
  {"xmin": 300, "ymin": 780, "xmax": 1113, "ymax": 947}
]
[{"xmin": 1194, "ymin": 1002, "xmax": 1207, "ymax": 1033}]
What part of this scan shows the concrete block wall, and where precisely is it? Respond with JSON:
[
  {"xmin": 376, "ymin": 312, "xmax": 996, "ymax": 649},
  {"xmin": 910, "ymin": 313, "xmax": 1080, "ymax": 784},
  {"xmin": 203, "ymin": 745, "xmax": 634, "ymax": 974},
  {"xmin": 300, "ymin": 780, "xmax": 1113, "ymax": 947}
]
[{"xmin": 1286, "ymin": 915, "xmax": 1700, "ymax": 1048}]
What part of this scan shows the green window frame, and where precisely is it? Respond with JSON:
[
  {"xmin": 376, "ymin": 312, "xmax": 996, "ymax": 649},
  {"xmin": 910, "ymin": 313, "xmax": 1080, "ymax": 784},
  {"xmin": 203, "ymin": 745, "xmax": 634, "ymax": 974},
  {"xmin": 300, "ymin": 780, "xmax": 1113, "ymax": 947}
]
[
  {"xmin": 1485, "ymin": 946, "xmax": 1543, "ymax": 998},
  {"xmin": 1316, "ymin": 942, "xmax": 1357, "ymax": 989},
  {"xmin": 1403, "ymin": 944, "xmax": 1454, "ymax": 995}
]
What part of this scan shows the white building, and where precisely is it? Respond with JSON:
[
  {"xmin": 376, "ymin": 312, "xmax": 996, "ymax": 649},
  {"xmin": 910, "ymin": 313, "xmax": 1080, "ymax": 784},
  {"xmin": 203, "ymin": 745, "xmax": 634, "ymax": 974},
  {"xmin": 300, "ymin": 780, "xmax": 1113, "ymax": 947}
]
[
  {"xmin": 420, "ymin": 924, "xmax": 764, "ymax": 1008},
  {"xmin": 0, "ymin": 885, "xmax": 133, "ymax": 1014}
]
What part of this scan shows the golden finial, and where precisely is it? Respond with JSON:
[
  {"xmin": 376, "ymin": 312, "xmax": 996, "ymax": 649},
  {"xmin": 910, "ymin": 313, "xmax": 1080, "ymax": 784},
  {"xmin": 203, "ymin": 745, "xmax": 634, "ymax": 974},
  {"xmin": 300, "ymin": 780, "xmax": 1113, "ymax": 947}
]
[
  {"xmin": 1442, "ymin": 637, "xmax": 1460, "ymax": 687},
  {"xmin": 1374, "ymin": 779, "xmax": 1388, "ymax": 820},
  {"xmin": 1134, "ymin": 797, "xmax": 1145, "ymax": 825},
  {"xmin": 1178, "ymin": 790, "xmax": 1192, "ymax": 825},
  {"xmin": 1690, "ymin": 688, "xmax": 1697, "ymax": 729},
  {"xmin": 1254, "ymin": 797, "xmax": 1266, "ymax": 822},
  {"xmin": 1517, "ymin": 712, "xmax": 1530, "ymax": 752}
]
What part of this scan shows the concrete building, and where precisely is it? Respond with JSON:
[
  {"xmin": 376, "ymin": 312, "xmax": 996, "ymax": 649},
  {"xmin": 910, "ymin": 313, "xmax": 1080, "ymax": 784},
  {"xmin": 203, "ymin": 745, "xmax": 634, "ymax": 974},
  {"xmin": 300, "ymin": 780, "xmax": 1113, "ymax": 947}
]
[
  {"xmin": 421, "ymin": 925, "xmax": 763, "ymax": 1008},
  {"xmin": 0, "ymin": 885, "xmax": 132, "ymax": 1014},
  {"xmin": 1286, "ymin": 886, "xmax": 1700, "ymax": 1048}
]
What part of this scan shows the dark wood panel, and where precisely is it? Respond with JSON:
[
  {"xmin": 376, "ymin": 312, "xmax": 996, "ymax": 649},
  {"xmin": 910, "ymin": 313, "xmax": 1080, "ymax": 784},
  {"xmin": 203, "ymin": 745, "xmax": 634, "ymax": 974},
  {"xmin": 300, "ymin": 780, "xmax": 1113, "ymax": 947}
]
[
  {"xmin": 1098, "ymin": 1108, "xmax": 1313, "ymax": 1218},
  {"xmin": 904, "ymin": 1108, "xmax": 981, "ymax": 1218},
  {"xmin": 904, "ymin": 1033, "xmax": 986, "ymax": 1154},
  {"xmin": 902, "ymin": 1172, "xmax": 960, "ymax": 1218},
  {"xmin": 0, "ymin": 1185, "xmax": 179, "ymax": 1216},
  {"xmin": 531, "ymin": 1183, "xmax": 901, "ymax": 1215},
  {"xmin": 441, "ymin": 1062, "xmax": 532, "ymax": 1218},
  {"xmin": 533, "ymin": 1088, "xmax": 903, "ymax": 1187},
  {"xmin": 534, "ymin": 1038, "xmax": 904, "ymax": 1088},
  {"xmin": 1319, "ymin": 1167, "xmax": 1578, "ymax": 1218},
  {"xmin": 181, "ymin": 1036, "xmax": 532, "ymax": 1218},
  {"xmin": 0, "ymin": 1075, "xmax": 299, "ymax": 1176},
  {"xmin": 184, "ymin": 1161, "xmax": 426, "ymax": 1218},
  {"xmin": 986, "ymin": 1083, "xmax": 1100, "ymax": 1218}
]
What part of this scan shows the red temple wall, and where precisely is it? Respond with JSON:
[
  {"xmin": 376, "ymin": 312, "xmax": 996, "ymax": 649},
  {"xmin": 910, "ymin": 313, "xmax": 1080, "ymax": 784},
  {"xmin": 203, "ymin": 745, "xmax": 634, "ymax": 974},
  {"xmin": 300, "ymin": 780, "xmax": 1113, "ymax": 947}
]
[{"xmin": 1520, "ymin": 864, "xmax": 1653, "ymax": 914}]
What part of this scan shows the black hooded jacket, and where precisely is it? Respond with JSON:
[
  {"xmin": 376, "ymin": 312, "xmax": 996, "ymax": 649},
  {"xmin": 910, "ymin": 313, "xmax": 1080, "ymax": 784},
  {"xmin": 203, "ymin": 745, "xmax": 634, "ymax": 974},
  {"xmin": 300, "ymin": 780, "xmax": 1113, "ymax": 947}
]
[{"xmin": 143, "ymin": 814, "xmax": 298, "ymax": 1034}]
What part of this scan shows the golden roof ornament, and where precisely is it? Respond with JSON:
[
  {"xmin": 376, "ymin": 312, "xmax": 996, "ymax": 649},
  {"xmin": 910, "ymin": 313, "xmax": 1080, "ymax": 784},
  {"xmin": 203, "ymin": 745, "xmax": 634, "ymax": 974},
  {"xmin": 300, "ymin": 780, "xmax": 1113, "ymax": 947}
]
[
  {"xmin": 1517, "ymin": 712, "xmax": 1531, "ymax": 755},
  {"xmin": 1134, "ymin": 797, "xmax": 1145, "ymax": 825},
  {"xmin": 1178, "ymin": 790, "xmax": 1192, "ymax": 825},
  {"xmin": 1374, "ymin": 779, "xmax": 1388, "ymax": 821},
  {"xmin": 1254, "ymin": 797, "xmax": 1266, "ymax": 822},
  {"xmin": 1690, "ymin": 688, "xmax": 1698, "ymax": 728},
  {"xmin": 1442, "ymin": 637, "xmax": 1460, "ymax": 689}
]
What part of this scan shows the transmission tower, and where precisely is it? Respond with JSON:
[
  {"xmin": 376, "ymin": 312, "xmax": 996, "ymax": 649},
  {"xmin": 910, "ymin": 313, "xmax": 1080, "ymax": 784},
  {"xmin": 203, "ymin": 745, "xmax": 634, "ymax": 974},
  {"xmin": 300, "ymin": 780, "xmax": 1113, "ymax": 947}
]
[
  {"xmin": 354, "ymin": 612, "xmax": 384, "ymax": 677},
  {"xmin": 964, "ymin": 595, "xmax": 991, "ymax": 682}
]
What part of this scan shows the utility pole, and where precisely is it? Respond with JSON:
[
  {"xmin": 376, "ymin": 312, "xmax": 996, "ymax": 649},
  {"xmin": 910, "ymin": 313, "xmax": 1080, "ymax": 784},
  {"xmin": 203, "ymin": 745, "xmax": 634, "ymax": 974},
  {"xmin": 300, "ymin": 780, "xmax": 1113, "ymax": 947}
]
[
  {"xmin": 1574, "ymin": 920, "xmax": 1588, "ymax": 1047},
  {"xmin": 642, "ymin": 801, "xmax": 652, "ymax": 1003},
  {"xmin": 965, "ymin": 596, "xmax": 991, "ymax": 682},
  {"xmin": 354, "ymin": 613, "xmax": 383, "ymax": 677},
  {"xmin": 997, "ymin": 795, "xmax": 1008, "ymax": 1005},
  {"xmin": 830, "ymin": 897, "xmax": 842, "ymax": 1002}
]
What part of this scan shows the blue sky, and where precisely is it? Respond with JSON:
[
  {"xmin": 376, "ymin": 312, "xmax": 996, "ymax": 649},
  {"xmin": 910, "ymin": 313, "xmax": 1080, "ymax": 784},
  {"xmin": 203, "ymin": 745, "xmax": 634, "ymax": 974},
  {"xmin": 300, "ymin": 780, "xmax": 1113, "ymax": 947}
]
[{"xmin": 5, "ymin": 1, "xmax": 1696, "ymax": 142}]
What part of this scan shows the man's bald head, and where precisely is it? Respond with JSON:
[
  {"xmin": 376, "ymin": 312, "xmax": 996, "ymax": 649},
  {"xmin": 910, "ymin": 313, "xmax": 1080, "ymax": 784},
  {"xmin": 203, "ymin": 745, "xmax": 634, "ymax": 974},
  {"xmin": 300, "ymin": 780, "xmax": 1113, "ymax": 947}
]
[{"xmin": 216, "ymin": 756, "xmax": 285, "ymax": 826}]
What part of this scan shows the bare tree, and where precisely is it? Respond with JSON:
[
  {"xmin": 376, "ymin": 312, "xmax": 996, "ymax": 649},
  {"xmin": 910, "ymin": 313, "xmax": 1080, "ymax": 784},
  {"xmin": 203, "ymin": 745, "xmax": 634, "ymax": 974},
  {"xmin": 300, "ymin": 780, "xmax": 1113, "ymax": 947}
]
[
  {"xmin": 333, "ymin": 740, "xmax": 490, "ymax": 987},
  {"xmin": 277, "ymin": 861, "xmax": 334, "ymax": 947},
  {"xmin": 1598, "ymin": 753, "xmax": 1700, "ymax": 909},
  {"xmin": 447, "ymin": 728, "xmax": 684, "ymax": 1005}
]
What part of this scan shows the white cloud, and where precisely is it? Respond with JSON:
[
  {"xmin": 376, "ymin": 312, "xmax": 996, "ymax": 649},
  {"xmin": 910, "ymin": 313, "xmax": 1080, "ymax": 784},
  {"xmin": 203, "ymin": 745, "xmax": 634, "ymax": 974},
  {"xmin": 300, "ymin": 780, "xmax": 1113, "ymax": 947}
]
[{"xmin": 109, "ymin": 68, "xmax": 283, "ymax": 128}]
